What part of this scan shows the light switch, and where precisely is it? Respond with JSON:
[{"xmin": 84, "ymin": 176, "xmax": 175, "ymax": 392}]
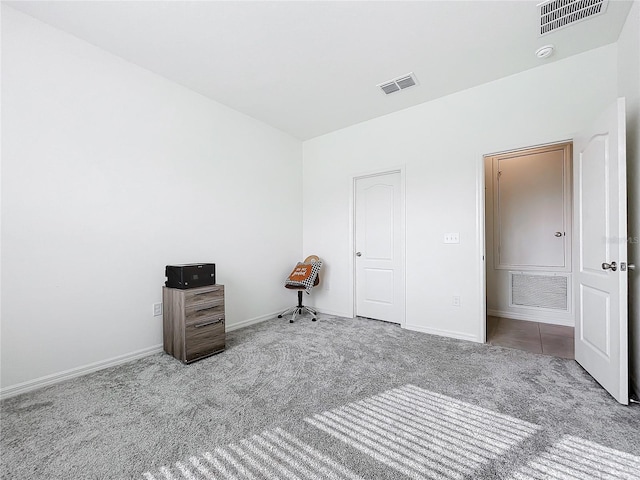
[{"xmin": 444, "ymin": 232, "xmax": 460, "ymax": 244}]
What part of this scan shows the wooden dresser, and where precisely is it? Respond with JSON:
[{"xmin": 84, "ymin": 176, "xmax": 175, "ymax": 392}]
[{"xmin": 162, "ymin": 284, "xmax": 225, "ymax": 363}]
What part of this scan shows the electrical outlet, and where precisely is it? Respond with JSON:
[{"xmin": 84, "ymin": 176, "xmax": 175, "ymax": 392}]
[
  {"xmin": 452, "ymin": 296, "xmax": 461, "ymax": 307},
  {"xmin": 444, "ymin": 233, "xmax": 460, "ymax": 244},
  {"xmin": 153, "ymin": 303, "xmax": 163, "ymax": 317}
]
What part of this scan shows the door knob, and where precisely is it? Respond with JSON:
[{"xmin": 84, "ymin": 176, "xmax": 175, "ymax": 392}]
[
  {"xmin": 554, "ymin": 232, "xmax": 563, "ymax": 237},
  {"xmin": 602, "ymin": 262, "xmax": 617, "ymax": 271},
  {"xmin": 356, "ymin": 252, "xmax": 362, "ymax": 257},
  {"xmin": 621, "ymin": 263, "xmax": 635, "ymax": 271}
]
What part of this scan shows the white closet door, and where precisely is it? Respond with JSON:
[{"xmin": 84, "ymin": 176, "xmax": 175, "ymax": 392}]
[{"xmin": 354, "ymin": 172, "xmax": 404, "ymax": 324}]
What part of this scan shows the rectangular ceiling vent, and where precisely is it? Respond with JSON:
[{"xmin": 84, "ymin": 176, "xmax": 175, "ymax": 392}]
[
  {"xmin": 377, "ymin": 73, "xmax": 418, "ymax": 95},
  {"xmin": 538, "ymin": 0, "xmax": 609, "ymax": 35}
]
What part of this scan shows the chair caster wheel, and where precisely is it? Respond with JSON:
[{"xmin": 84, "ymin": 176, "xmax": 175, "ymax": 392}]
[
  {"xmin": 289, "ymin": 319, "xmax": 294, "ymax": 323},
  {"xmin": 278, "ymin": 315, "xmax": 283, "ymax": 318},
  {"xmin": 312, "ymin": 318, "xmax": 317, "ymax": 322}
]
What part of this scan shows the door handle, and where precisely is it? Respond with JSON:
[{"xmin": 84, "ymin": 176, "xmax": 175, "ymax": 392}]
[
  {"xmin": 602, "ymin": 262, "xmax": 617, "ymax": 272},
  {"xmin": 554, "ymin": 232, "xmax": 563, "ymax": 237},
  {"xmin": 356, "ymin": 252, "xmax": 362, "ymax": 257}
]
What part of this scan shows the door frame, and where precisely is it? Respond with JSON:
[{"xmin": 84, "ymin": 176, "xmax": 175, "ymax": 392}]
[
  {"xmin": 478, "ymin": 140, "xmax": 573, "ymax": 342},
  {"xmin": 350, "ymin": 166, "xmax": 407, "ymax": 327}
]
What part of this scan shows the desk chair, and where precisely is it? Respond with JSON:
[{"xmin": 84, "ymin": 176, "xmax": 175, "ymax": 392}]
[{"xmin": 278, "ymin": 255, "xmax": 321, "ymax": 323}]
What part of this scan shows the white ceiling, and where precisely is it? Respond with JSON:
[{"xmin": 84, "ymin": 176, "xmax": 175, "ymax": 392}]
[{"xmin": 6, "ymin": 1, "xmax": 634, "ymax": 140}]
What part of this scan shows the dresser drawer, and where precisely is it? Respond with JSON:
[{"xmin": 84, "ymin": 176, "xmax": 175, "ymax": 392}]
[
  {"xmin": 185, "ymin": 318, "xmax": 225, "ymax": 363},
  {"xmin": 184, "ymin": 285, "xmax": 224, "ymax": 308},
  {"xmin": 185, "ymin": 303, "xmax": 224, "ymax": 325}
]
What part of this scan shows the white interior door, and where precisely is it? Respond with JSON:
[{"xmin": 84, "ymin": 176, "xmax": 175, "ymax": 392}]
[
  {"xmin": 355, "ymin": 172, "xmax": 404, "ymax": 324},
  {"xmin": 574, "ymin": 98, "xmax": 628, "ymax": 405}
]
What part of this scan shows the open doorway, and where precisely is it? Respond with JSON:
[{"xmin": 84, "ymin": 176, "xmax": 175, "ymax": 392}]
[{"xmin": 484, "ymin": 142, "xmax": 574, "ymax": 358}]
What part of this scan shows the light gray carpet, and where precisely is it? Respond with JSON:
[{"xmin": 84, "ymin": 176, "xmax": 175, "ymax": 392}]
[{"xmin": 1, "ymin": 315, "xmax": 639, "ymax": 479}]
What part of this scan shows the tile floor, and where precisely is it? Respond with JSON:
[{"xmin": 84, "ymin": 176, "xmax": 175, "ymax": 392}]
[{"xmin": 486, "ymin": 316, "xmax": 575, "ymax": 359}]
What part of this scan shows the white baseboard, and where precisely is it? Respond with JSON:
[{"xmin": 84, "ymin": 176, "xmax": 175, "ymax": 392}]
[
  {"xmin": 0, "ymin": 344, "xmax": 163, "ymax": 400},
  {"xmin": 225, "ymin": 311, "xmax": 280, "ymax": 332},
  {"xmin": 404, "ymin": 323, "xmax": 481, "ymax": 343},
  {"xmin": 227, "ymin": 308, "xmax": 351, "ymax": 327},
  {"xmin": 487, "ymin": 309, "xmax": 574, "ymax": 327},
  {"xmin": 0, "ymin": 310, "xmax": 293, "ymax": 400},
  {"xmin": 315, "ymin": 308, "xmax": 353, "ymax": 318}
]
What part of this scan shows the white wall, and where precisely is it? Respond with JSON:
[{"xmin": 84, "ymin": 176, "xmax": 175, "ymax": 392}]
[
  {"xmin": 1, "ymin": 7, "xmax": 302, "ymax": 392},
  {"xmin": 617, "ymin": 0, "xmax": 640, "ymax": 398},
  {"xmin": 303, "ymin": 45, "xmax": 617, "ymax": 342}
]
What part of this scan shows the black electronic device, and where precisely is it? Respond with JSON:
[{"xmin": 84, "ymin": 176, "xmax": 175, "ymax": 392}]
[{"xmin": 165, "ymin": 263, "xmax": 216, "ymax": 289}]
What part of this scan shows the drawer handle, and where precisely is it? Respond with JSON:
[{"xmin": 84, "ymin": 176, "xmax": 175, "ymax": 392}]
[
  {"xmin": 194, "ymin": 304, "xmax": 223, "ymax": 314},
  {"xmin": 194, "ymin": 318, "xmax": 224, "ymax": 328},
  {"xmin": 192, "ymin": 290, "xmax": 220, "ymax": 299}
]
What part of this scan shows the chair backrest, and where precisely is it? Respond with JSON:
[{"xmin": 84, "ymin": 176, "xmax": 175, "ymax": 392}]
[
  {"xmin": 285, "ymin": 255, "xmax": 322, "ymax": 290},
  {"xmin": 305, "ymin": 255, "xmax": 321, "ymax": 286}
]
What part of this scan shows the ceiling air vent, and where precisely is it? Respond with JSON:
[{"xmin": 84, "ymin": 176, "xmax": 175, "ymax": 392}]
[
  {"xmin": 377, "ymin": 73, "xmax": 418, "ymax": 95},
  {"xmin": 538, "ymin": 0, "xmax": 609, "ymax": 35}
]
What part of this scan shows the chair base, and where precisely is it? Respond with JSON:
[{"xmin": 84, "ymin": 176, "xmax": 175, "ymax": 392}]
[{"xmin": 278, "ymin": 290, "xmax": 317, "ymax": 323}]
